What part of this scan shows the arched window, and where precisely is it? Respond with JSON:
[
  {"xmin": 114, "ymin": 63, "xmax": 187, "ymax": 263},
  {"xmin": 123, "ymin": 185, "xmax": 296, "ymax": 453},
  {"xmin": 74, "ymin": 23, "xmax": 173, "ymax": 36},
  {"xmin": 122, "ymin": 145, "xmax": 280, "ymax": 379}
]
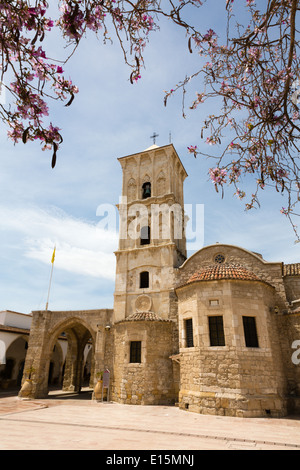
[
  {"xmin": 140, "ymin": 226, "xmax": 150, "ymax": 245},
  {"xmin": 142, "ymin": 182, "xmax": 151, "ymax": 199},
  {"xmin": 140, "ymin": 271, "xmax": 149, "ymax": 288}
]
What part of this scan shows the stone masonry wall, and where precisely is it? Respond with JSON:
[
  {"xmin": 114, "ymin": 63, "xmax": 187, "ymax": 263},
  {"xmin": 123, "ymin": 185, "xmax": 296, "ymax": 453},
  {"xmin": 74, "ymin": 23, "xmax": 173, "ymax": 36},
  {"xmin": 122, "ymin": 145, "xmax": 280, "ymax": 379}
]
[
  {"xmin": 177, "ymin": 279, "xmax": 287, "ymax": 417},
  {"xmin": 276, "ymin": 312, "xmax": 300, "ymax": 413},
  {"xmin": 111, "ymin": 319, "xmax": 177, "ymax": 405},
  {"xmin": 283, "ymin": 275, "xmax": 300, "ymax": 303}
]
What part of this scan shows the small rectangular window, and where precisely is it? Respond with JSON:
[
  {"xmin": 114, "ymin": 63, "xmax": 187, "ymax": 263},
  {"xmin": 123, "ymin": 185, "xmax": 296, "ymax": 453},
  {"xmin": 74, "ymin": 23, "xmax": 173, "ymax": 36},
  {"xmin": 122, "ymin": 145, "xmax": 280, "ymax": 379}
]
[
  {"xmin": 185, "ymin": 318, "xmax": 194, "ymax": 347},
  {"xmin": 140, "ymin": 271, "xmax": 149, "ymax": 288},
  {"xmin": 130, "ymin": 341, "xmax": 141, "ymax": 363},
  {"xmin": 243, "ymin": 316, "xmax": 259, "ymax": 347},
  {"xmin": 209, "ymin": 316, "xmax": 225, "ymax": 346}
]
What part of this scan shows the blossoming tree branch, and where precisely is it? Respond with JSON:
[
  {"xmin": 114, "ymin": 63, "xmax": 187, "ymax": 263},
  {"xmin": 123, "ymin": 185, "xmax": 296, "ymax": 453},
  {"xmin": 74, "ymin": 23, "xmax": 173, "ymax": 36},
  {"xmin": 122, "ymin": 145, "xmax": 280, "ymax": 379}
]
[
  {"xmin": 180, "ymin": 0, "xmax": 300, "ymax": 240},
  {"xmin": 0, "ymin": 0, "xmax": 175, "ymax": 167},
  {"xmin": 1, "ymin": 0, "xmax": 300, "ymax": 238}
]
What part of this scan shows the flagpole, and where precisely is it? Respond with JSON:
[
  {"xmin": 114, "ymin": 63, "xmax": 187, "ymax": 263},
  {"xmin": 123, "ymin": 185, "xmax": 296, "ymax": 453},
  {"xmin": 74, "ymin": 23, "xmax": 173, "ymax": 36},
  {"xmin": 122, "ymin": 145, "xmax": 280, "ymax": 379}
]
[{"xmin": 46, "ymin": 246, "xmax": 56, "ymax": 311}]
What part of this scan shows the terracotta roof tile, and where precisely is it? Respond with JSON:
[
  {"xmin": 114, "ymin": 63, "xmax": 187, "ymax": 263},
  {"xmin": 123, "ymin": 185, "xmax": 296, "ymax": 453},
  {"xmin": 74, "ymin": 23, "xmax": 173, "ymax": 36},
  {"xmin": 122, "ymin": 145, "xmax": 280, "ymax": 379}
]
[
  {"xmin": 124, "ymin": 311, "xmax": 168, "ymax": 322},
  {"xmin": 186, "ymin": 263, "xmax": 267, "ymax": 284}
]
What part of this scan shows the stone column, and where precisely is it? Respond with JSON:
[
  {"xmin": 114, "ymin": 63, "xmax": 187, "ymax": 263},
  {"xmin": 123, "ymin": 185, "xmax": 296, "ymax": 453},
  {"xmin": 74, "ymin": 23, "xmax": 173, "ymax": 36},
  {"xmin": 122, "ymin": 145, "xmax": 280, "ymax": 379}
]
[
  {"xmin": 19, "ymin": 311, "xmax": 52, "ymax": 398},
  {"xmin": 62, "ymin": 340, "xmax": 77, "ymax": 391},
  {"xmin": 93, "ymin": 326, "xmax": 106, "ymax": 385}
]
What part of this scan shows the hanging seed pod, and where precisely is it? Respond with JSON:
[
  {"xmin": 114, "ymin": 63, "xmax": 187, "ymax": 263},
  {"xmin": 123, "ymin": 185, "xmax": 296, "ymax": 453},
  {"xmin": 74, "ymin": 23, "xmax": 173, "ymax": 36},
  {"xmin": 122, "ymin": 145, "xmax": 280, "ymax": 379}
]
[
  {"xmin": 14, "ymin": 29, "xmax": 20, "ymax": 43},
  {"xmin": 65, "ymin": 92, "xmax": 74, "ymax": 107},
  {"xmin": 31, "ymin": 30, "xmax": 39, "ymax": 45},
  {"xmin": 51, "ymin": 142, "xmax": 58, "ymax": 168},
  {"xmin": 22, "ymin": 128, "xmax": 30, "ymax": 144}
]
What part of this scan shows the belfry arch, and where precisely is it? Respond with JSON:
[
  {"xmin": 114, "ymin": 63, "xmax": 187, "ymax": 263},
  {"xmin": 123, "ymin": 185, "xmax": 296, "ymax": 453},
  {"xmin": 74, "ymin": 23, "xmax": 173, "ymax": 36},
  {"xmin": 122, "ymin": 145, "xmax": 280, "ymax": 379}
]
[{"xmin": 19, "ymin": 309, "xmax": 113, "ymax": 399}]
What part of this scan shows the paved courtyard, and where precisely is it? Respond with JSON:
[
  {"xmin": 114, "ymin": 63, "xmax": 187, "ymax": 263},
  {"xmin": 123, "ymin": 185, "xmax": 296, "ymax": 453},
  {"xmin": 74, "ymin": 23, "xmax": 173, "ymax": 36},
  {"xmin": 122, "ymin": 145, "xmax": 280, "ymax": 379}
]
[{"xmin": 0, "ymin": 389, "xmax": 300, "ymax": 451}]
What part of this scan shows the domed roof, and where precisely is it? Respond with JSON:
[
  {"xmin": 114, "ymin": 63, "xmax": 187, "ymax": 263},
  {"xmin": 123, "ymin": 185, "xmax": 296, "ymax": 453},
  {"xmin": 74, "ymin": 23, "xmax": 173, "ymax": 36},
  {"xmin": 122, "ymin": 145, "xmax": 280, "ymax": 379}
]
[
  {"xmin": 143, "ymin": 144, "xmax": 159, "ymax": 151},
  {"xmin": 186, "ymin": 263, "xmax": 268, "ymax": 285}
]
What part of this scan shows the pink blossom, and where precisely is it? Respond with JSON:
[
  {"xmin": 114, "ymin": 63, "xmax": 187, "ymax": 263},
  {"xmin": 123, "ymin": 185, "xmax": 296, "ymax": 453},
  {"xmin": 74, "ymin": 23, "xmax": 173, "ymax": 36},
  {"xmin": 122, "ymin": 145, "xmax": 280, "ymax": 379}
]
[
  {"xmin": 280, "ymin": 207, "xmax": 289, "ymax": 215},
  {"xmin": 209, "ymin": 167, "xmax": 227, "ymax": 185},
  {"xmin": 206, "ymin": 136, "xmax": 217, "ymax": 145},
  {"xmin": 234, "ymin": 189, "xmax": 246, "ymax": 199}
]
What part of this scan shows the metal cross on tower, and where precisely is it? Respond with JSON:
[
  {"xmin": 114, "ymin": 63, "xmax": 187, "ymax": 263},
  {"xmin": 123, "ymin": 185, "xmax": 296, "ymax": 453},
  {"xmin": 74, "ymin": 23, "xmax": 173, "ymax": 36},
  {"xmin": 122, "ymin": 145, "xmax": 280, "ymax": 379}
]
[{"xmin": 150, "ymin": 132, "xmax": 159, "ymax": 145}]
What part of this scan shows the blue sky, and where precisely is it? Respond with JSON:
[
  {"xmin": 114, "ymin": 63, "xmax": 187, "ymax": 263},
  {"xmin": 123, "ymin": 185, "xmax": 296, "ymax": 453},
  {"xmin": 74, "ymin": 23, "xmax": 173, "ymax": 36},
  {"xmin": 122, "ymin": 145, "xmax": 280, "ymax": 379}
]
[{"xmin": 0, "ymin": 2, "xmax": 298, "ymax": 314}]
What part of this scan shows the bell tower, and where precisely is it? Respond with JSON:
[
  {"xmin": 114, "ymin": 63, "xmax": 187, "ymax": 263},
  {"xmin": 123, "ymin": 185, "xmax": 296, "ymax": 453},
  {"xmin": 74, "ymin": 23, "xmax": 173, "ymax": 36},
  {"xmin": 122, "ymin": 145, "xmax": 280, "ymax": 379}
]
[{"xmin": 113, "ymin": 144, "xmax": 188, "ymax": 323}]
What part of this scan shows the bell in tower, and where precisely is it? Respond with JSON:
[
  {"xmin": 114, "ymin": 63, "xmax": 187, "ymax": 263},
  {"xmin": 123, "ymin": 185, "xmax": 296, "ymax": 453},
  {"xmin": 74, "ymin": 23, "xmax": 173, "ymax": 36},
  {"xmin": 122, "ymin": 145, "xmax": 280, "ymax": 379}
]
[{"xmin": 142, "ymin": 182, "xmax": 151, "ymax": 199}]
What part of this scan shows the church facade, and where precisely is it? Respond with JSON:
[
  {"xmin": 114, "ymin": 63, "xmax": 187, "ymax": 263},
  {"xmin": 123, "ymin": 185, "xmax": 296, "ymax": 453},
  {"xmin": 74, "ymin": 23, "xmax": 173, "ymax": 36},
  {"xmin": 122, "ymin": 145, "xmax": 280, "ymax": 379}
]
[{"xmin": 19, "ymin": 144, "xmax": 300, "ymax": 418}]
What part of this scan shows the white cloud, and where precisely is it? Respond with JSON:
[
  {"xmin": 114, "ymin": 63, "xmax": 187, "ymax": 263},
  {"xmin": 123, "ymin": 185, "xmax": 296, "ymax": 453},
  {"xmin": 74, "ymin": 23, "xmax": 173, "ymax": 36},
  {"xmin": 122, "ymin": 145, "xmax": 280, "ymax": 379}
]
[{"xmin": 0, "ymin": 205, "xmax": 118, "ymax": 280}]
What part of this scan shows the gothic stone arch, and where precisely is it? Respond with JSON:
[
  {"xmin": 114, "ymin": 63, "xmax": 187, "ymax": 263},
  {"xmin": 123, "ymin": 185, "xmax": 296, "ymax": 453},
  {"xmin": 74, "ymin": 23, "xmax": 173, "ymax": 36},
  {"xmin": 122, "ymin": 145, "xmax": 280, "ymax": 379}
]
[{"xmin": 19, "ymin": 309, "xmax": 113, "ymax": 399}]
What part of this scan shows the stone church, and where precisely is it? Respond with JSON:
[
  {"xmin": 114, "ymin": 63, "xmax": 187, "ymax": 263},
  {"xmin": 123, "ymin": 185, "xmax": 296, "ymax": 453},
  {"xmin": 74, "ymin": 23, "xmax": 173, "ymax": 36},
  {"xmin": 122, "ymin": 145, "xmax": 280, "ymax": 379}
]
[{"xmin": 19, "ymin": 143, "xmax": 300, "ymax": 418}]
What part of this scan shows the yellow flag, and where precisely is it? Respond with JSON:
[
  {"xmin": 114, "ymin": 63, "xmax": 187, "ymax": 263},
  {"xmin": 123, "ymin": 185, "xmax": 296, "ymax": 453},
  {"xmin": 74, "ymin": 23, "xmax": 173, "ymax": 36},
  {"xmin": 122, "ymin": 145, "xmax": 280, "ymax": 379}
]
[{"xmin": 51, "ymin": 247, "xmax": 56, "ymax": 264}]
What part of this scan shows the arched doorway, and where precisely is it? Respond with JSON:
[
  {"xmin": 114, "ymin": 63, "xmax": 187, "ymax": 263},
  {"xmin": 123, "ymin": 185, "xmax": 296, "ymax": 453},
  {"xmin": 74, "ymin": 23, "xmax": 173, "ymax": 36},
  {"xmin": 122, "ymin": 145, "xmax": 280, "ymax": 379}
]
[
  {"xmin": 19, "ymin": 309, "xmax": 113, "ymax": 399},
  {"xmin": 46, "ymin": 320, "xmax": 94, "ymax": 397}
]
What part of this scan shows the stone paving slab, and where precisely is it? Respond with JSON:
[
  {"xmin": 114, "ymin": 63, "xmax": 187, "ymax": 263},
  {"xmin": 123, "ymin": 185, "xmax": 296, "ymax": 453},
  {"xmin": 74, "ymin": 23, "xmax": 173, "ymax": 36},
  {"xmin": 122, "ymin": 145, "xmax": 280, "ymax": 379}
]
[
  {"xmin": 0, "ymin": 394, "xmax": 300, "ymax": 450},
  {"xmin": 0, "ymin": 396, "xmax": 48, "ymax": 415}
]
